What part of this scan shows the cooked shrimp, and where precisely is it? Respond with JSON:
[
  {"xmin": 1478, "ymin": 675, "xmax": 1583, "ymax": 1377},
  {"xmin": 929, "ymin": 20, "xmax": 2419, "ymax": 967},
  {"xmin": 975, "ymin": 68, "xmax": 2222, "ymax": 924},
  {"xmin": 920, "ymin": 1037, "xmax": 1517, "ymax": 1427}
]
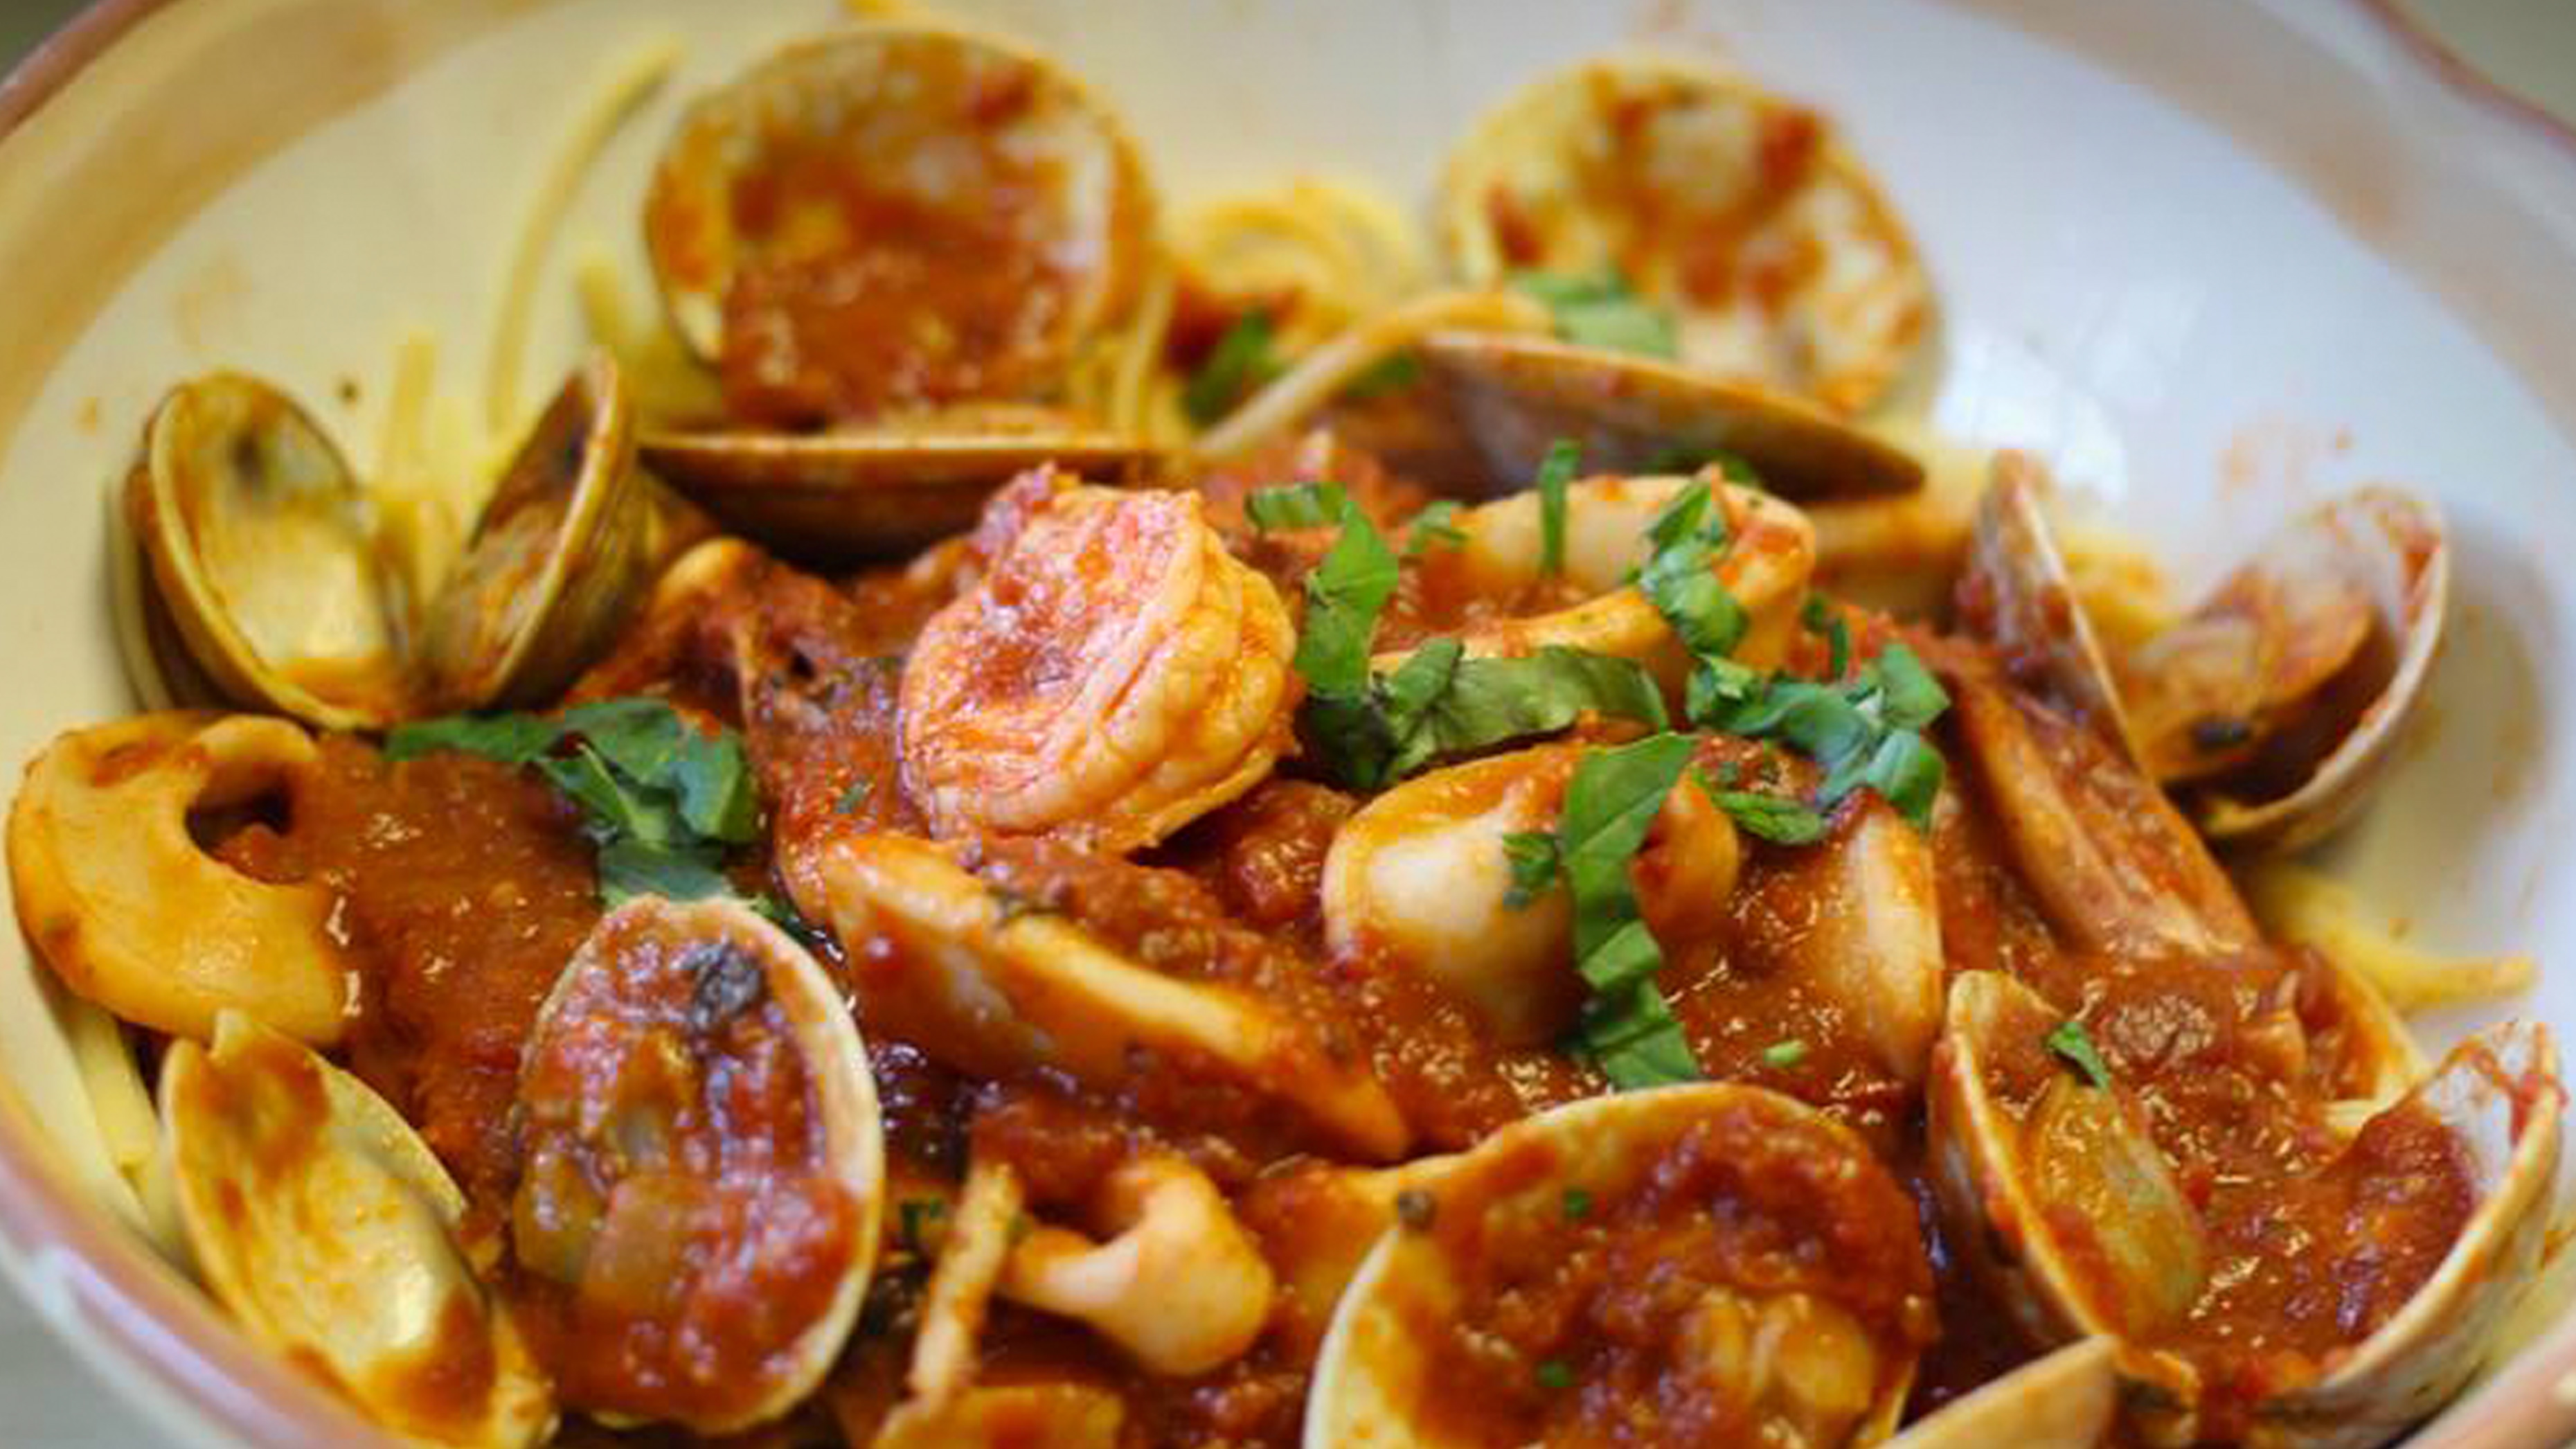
[
  {"xmin": 1000, "ymin": 1153, "xmax": 1275, "ymax": 1376},
  {"xmin": 902, "ymin": 481, "xmax": 1295, "ymax": 853}
]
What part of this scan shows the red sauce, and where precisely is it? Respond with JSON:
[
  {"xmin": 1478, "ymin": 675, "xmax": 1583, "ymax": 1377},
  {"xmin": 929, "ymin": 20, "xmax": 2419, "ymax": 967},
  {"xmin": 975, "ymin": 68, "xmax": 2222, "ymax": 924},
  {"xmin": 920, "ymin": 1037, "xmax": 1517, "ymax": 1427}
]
[{"xmin": 510, "ymin": 907, "xmax": 859, "ymax": 1425}]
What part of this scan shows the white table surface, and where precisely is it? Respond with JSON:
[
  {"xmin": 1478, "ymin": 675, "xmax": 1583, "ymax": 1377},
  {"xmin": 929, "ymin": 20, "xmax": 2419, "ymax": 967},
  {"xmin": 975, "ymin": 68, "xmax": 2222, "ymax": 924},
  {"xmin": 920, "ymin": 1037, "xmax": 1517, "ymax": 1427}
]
[{"xmin": 3, "ymin": 0, "xmax": 2575, "ymax": 1444}]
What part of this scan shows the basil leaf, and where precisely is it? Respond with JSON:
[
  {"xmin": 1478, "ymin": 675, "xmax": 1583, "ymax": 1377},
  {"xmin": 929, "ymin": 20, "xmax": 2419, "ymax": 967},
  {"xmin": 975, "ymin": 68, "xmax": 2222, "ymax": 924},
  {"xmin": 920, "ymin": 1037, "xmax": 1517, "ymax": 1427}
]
[
  {"xmin": 1873, "ymin": 643, "xmax": 1950, "ymax": 734},
  {"xmin": 2047, "ymin": 1018, "xmax": 2115, "ymax": 1090},
  {"xmin": 1857, "ymin": 728, "xmax": 1945, "ymax": 830},
  {"xmin": 539, "ymin": 747, "xmax": 677, "ymax": 848},
  {"xmin": 596, "ymin": 838, "xmax": 733, "ymax": 909},
  {"xmin": 1183, "ymin": 312, "xmax": 1280, "ymax": 425},
  {"xmin": 1764, "ymin": 1038, "xmax": 1809, "ymax": 1068},
  {"xmin": 384, "ymin": 711, "xmax": 559, "ymax": 766},
  {"xmin": 1803, "ymin": 595, "xmax": 1852, "ymax": 681},
  {"xmin": 1402, "ymin": 501, "xmax": 1466, "ymax": 558},
  {"xmin": 1378, "ymin": 637, "xmax": 1463, "ymax": 741},
  {"xmin": 1510, "ymin": 270, "xmax": 1679, "ymax": 360},
  {"xmin": 1579, "ymin": 978, "xmax": 1701, "ymax": 1090},
  {"xmin": 1535, "ymin": 438, "xmax": 1580, "ymax": 578},
  {"xmin": 1289, "ymin": 496, "xmax": 1400, "ymax": 698},
  {"xmin": 1246, "ymin": 480, "xmax": 1349, "ymax": 532},
  {"xmin": 1302, "ymin": 644, "xmax": 1664, "ymax": 792},
  {"xmin": 1710, "ymin": 789, "xmax": 1830, "ymax": 846},
  {"xmin": 1501, "ymin": 830, "xmax": 1563, "ymax": 909},
  {"xmin": 1643, "ymin": 443, "xmax": 1765, "ymax": 488},
  {"xmin": 1341, "ymin": 349, "xmax": 1422, "ymax": 402}
]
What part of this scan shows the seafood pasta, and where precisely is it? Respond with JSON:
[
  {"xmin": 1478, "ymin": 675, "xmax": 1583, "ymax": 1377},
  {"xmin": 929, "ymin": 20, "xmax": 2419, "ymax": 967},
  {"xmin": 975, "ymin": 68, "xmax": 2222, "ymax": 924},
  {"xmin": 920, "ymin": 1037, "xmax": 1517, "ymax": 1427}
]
[{"xmin": 10, "ymin": 14, "xmax": 2557, "ymax": 1449}]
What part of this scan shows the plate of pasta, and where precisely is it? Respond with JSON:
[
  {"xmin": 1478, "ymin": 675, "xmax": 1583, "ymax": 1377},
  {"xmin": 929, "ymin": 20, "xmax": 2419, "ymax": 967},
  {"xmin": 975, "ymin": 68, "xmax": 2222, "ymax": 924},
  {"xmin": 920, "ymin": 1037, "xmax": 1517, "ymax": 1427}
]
[{"xmin": 1, "ymin": 1, "xmax": 2574, "ymax": 1446}]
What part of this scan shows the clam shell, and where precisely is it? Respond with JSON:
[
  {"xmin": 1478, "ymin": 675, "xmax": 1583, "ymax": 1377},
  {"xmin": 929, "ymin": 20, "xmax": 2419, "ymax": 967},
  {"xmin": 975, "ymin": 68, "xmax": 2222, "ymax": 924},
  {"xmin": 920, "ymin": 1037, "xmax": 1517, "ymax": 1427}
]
[
  {"xmin": 1882, "ymin": 1338, "xmax": 2119, "ymax": 1449},
  {"xmin": 642, "ymin": 21, "xmax": 1152, "ymax": 416},
  {"xmin": 123, "ymin": 373, "xmax": 410, "ymax": 729},
  {"xmin": 643, "ymin": 421, "xmax": 1152, "ymax": 566},
  {"xmin": 2176, "ymin": 489, "xmax": 2449, "ymax": 854},
  {"xmin": 1305, "ymin": 1084, "xmax": 1930, "ymax": 1448},
  {"xmin": 161, "ymin": 1011, "xmax": 554, "ymax": 1447},
  {"xmin": 416, "ymin": 353, "xmax": 654, "ymax": 711},
  {"xmin": 1958, "ymin": 451, "xmax": 2142, "ymax": 760},
  {"xmin": 1930, "ymin": 970, "xmax": 2564, "ymax": 1448},
  {"xmin": 1439, "ymin": 53, "xmax": 1932, "ymax": 414},
  {"xmin": 1419, "ymin": 330, "xmax": 1924, "ymax": 500},
  {"xmin": 512, "ymin": 894, "xmax": 884, "ymax": 1433}
]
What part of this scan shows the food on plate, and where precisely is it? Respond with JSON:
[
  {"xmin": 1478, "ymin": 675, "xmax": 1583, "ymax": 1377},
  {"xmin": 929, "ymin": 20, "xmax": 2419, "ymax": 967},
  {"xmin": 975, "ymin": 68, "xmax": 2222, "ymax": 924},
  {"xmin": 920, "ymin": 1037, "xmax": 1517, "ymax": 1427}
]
[{"xmin": 10, "ymin": 14, "xmax": 2555, "ymax": 1448}]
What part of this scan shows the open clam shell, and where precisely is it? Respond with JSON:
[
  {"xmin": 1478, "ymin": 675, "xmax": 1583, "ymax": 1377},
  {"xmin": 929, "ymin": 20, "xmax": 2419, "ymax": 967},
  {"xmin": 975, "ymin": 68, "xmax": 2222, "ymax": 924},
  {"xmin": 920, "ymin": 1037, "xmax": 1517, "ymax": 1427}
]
[
  {"xmin": 1440, "ymin": 53, "xmax": 1931, "ymax": 414},
  {"xmin": 1957, "ymin": 451, "xmax": 2142, "ymax": 760},
  {"xmin": 1881, "ymin": 1338, "xmax": 2119, "ymax": 1449},
  {"xmin": 161, "ymin": 1011, "xmax": 554, "ymax": 1446},
  {"xmin": 1418, "ymin": 330, "xmax": 1924, "ymax": 500},
  {"xmin": 1305, "ymin": 1084, "xmax": 1933, "ymax": 1448},
  {"xmin": 416, "ymin": 353, "xmax": 655, "ymax": 711},
  {"xmin": 643, "ymin": 22, "xmax": 1153, "ymax": 426},
  {"xmin": 123, "ymin": 373, "xmax": 410, "ymax": 729},
  {"xmin": 643, "ymin": 414, "xmax": 1153, "ymax": 566},
  {"xmin": 2139, "ymin": 488, "xmax": 2450, "ymax": 855},
  {"xmin": 1929, "ymin": 970, "xmax": 2563, "ymax": 1448},
  {"xmin": 510, "ymin": 894, "xmax": 884, "ymax": 1434}
]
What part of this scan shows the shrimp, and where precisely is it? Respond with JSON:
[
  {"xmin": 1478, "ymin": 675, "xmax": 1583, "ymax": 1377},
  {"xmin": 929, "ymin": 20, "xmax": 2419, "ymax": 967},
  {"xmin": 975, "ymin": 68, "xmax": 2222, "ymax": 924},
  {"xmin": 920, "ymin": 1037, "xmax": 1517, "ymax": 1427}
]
[{"xmin": 901, "ymin": 480, "xmax": 1295, "ymax": 853}]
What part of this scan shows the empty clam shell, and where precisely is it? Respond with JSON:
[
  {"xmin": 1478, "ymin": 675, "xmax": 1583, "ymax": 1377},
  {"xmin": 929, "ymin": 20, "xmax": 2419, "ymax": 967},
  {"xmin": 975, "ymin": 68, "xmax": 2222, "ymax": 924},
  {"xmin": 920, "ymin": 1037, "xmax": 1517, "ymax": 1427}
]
[
  {"xmin": 2138, "ymin": 488, "xmax": 2449, "ymax": 855},
  {"xmin": 643, "ymin": 22, "xmax": 1153, "ymax": 426},
  {"xmin": 1929, "ymin": 970, "xmax": 2564, "ymax": 1448},
  {"xmin": 1418, "ymin": 330, "xmax": 1924, "ymax": 500},
  {"xmin": 124, "ymin": 373, "xmax": 410, "ymax": 730},
  {"xmin": 643, "ymin": 418, "xmax": 1153, "ymax": 566},
  {"xmin": 416, "ymin": 353, "xmax": 654, "ymax": 711},
  {"xmin": 1305, "ymin": 1084, "xmax": 1933, "ymax": 1448},
  {"xmin": 1440, "ymin": 53, "xmax": 1931, "ymax": 414},
  {"xmin": 162, "ymin": 1011, "xmax": 554, "ymax": 1447},
  {"xmin": 1956, "ymin": 451, "xmax": 2143, "ymax": 760},
  {"xmin": 510, "ymin": 894, "xmax": 884, "ymax": 1433}
]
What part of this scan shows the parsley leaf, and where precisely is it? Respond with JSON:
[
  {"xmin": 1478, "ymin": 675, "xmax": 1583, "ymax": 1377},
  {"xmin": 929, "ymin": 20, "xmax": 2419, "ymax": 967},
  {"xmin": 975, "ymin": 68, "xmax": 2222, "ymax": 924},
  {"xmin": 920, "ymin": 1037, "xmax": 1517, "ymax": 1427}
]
[
  {"xmin": 2047, "ymin": 1018, "xmax": 2115, "ymax": 1090},
  {"xmin": 1544, "ymin": 734, "xmax": 1705, "ymax": 1090},
  {"xmin": 1183, "ymin": 312, "xmax": 1280, "ymax": 425},
  {"xmin": 1536, "ymin": 438, "xmax": 1580, "ymax": 578},
  {"xmin": 1511, "ymin": 270, "xmax": 1679, "ymax": 359},
  {"xmin": 386, "ymin": 697, "xmax": 766, "ymax": 913}
]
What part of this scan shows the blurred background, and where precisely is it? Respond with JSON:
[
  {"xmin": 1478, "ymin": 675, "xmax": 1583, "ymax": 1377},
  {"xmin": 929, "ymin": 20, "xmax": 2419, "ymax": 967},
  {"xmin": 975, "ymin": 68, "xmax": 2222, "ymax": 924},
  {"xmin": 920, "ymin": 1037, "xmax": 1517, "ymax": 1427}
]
[{"xmin": 0, "ymin": 0, "xmax": 2568, "ymax": 1444}]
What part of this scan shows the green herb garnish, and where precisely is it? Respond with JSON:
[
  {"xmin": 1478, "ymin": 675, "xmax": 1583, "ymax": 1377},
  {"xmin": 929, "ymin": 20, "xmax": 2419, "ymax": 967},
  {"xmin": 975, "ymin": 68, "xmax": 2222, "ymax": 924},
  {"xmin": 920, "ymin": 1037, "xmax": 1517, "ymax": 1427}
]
[
  {"xmin": 1546, "ymin": 733, "xmax": 1705, "ymax": 1090},
  {"xmin": 1502, "ymin": 830, "xmax": 1564, "ymax": 910},
  {"xmin": 834, "ymin": 778, "xmax": 873, "ymax": 815},
  {"xmin": 1402, "ymin": 500, "xmax": 1466, "ymax": 558},
  {"xmin": 1341, "ymin": 348, "xmax": 1422, "ymax": 402},
  {"xmin": 1764, "ymin": 1038, "xmax": 1809, "ymax": 1069},
  {"xmin": 1803, "ymin": 595, "xmax": 1852, "ymax": 680},
  {"xmin": 2047, "ymin": 1019, "xmax": 2114, "ymax": 1090},
  {"xmin": 388, "ymin": 697, "xmax": 763, "ymax": 910},
  {"xmin": 1511, "ymin": 269, "xmax": 1679, "ymax": 359},
  {"xmin": 1535, "ymin": 1358, "xmax": 1577, "ymax": 1392},
  {"xmin": 1536, "ymin": 438, "xmax": 1580, "ymax": 578},
  {"xmin": 897, "ymin": 1198, "xmax": 949, "ymax": 1256},
  {"xmin": 1561, "ymin": 1186, "xmax": 1593, "ymax": 1221},
  {"xmin": 1708, "ymin": 788, "xmax": 1830, "ymax": 846},
  {"xmin": 1183, "ymin": 311, "xmax": 1282, "ymax": 425},
  {"xmin": 1702, "ymin": 641, "xmax": 1952, "ymax": 831}
]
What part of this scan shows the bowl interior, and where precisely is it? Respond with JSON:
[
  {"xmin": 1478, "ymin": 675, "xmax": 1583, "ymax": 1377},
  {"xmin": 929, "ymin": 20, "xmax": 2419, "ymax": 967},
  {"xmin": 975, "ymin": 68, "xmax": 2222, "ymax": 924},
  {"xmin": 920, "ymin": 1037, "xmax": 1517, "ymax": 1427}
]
[{"xmin": 1, "ymin": 0, "xmax": 2573, "ymax": 1443}]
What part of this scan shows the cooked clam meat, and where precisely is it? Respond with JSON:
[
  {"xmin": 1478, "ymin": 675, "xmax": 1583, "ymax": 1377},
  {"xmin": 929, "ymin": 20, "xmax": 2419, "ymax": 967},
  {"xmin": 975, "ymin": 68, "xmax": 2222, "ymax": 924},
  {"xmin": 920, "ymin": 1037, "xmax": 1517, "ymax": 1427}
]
[
  {"xmin": 509, "ymin": 896, "xmax": 884, "ymax": 1433},
  {"xmin": 901, "ymin": 474, "xmax": 1296, "ymax": 853}
]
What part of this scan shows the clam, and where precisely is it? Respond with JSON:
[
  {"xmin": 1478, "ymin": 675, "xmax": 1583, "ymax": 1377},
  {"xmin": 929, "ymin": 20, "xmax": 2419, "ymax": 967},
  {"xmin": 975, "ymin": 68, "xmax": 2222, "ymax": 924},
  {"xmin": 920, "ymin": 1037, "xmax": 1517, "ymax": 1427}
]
[
  {"xmin": 161, "ymin": 1010, "xmax": 554, "ymax": 1446},
  {"xmin": 510, "ymin": 894, "xmax": 884, "ymax": 1433},
  {"xmin": 2124, "ymin": 488, "xmax": 2449, "ymax": 854},
  {"xmin": 1929, "ymin": 970, "xmax": 2563, "ymax": 1448},
  {"xmin": 123, "ymin": 371, "xmax": 410, "ymax": 729},
  {"xmin": 1881, "ymin": 1338, "xmax": 2119, "ymax": 1449},
  {"xmin": 1305, "ymin": 1084, "xmax": 1935, "ymax": 1448},
  {"xmin": 1440, "ymin": 53, "xmax": 1932, "ymax": 415},
  {"xmin": 124, "ymin": 357, "xmax": 664, "ymax": 725},
  {"xmin": 642, "ymin": 408, "xmax": 1152, "ymax": 567},
  {"xmin": 1960, "ymin": 458, "xmax": 2449, "ymax": 853},
  {"xmin": 415, "ymin": 351, "xmax": 658, "ymax": 711},
  {"xmin": 1416, "ymin": 330, "xmax": 1925, "ymax": 500},
  {"xmin": 638, "ymin": 23, "xmax": 1159, "ymax": 557},
  {"xmin": 7, "ymin": 712, "xmax": 352, "ymax": 1044}
]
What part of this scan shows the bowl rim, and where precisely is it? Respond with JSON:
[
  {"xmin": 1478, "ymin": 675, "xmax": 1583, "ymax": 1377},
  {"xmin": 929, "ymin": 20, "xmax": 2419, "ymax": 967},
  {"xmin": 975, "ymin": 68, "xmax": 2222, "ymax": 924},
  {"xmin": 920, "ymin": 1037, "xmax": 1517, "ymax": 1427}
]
[{"xmin": 0, "ymin": 1, "xmax": 2573, "ymax": 1447}]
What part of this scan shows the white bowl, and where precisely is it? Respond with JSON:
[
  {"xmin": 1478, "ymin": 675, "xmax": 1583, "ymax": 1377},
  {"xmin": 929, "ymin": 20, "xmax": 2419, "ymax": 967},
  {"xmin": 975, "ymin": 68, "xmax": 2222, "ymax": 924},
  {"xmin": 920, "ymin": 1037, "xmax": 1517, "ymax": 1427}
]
[{"xmin": 1, "ymin": 1, "xmax": 2573, "ymax": 1444}]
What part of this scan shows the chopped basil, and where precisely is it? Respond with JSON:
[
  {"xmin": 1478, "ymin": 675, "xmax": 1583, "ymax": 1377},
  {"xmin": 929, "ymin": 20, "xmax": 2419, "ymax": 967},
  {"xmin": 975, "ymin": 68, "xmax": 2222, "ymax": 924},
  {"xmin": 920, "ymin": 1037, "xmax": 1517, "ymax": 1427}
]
[
  {"xmin": 1764, "ymin": 1038, "xmax": 1809, "ymax": 1069},
  {"xmin": 1643, "ymin": 443, "xmax": 1766, "ymax": 489},
  {"xmin": 834, "ymin": 778, "xmax": 873, "ymax": 815},
  {"xmin": 1639, "ymin": 481, "xmax": 1751, "ymax": 715},
  {"xmin": 2047, "ymin": 1019, "xmax": 2115, "ymax": 1090},
  {"xmin": 386, "ymin": 697, "xmax": 765, "ymax": 912},
  {"xmin": 1535, "ymin": 438, "xmax": 1580, "ymax": 579},
  {"xmin": 1708, "ymin": 788, "xmax": 1830, "ymax": 846},
  {"xmin": 1535, "ymin": 1358, "xmax": 1577, "ymax": 1391},
  {"xmin": 1402, "ymin": 500, "xmax": 1466, "ymax": 558},
  {"xmin": 1545, "ymin": 734, "xmax": 1706, "ymax": 1090},
  {"xmin": 1501, "ymin": 830, "xmax": 1564, "ymax": 909},
  {"xmin": 1803, "ymin": 595, "xmax": 1853, "ymax": 681},
  {"xmin": 1251, "ymin": 482, "xmax": 1400, "ymax": 698},
  {"xmin": 1561, "ymin": 1186, "xmax": 1593, "ymax": 1221},
  {"xmin": 1183, "ymin": 311, "xmax": 1281, "ymax": 425},
  {"xmin": 1341, "ymin": 348, "xmax": 1423, "ymax": 402},
  {"xmin": 1511, "ymin": 269, "xmax": 1679, "ymax": 359},
  {"xmin": 1701, "ymin": 639, "xmax": 1952, "ymax": 832},
  {"xmin": 1244, "ymin": 479, "xmax": 1349, "ymax": 532}
]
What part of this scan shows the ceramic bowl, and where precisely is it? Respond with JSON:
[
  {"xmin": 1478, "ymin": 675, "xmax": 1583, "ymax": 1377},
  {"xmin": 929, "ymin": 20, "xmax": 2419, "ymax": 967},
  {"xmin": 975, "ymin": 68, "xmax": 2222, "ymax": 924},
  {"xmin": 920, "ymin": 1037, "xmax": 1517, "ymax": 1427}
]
[{"xmin": 1, "ymin": 1, "xmax": 2573, "ymax": 1444}]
